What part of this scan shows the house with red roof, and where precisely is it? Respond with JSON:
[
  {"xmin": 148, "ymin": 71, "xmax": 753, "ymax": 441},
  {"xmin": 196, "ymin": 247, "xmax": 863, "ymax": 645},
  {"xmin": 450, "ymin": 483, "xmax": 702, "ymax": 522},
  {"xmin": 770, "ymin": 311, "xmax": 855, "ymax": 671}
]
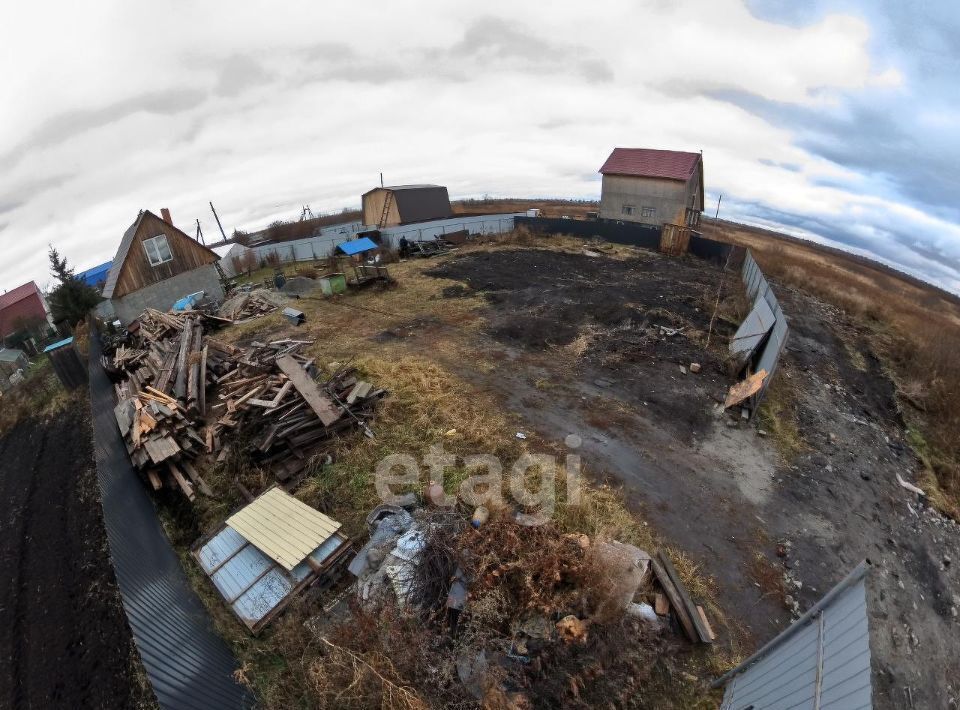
[
  {"xmin": 0, "ymin": 281, "xmax": 55, "ymax": 348},
  {"xmin": 598, "ymin": 148, "xmax": 704, "ymax": 229}
]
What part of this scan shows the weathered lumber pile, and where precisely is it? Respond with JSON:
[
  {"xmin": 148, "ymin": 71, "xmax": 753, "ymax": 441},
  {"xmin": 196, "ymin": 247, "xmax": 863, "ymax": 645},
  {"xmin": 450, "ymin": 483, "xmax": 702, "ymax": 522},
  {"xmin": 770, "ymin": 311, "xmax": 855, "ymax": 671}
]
[
  {"xmin": 218, "ymin": 290, "xmax": 280, "ymax": 322},
  {"xmin": 110, "ymin": 309, "xmax": 386, "ymax": 501},
  {"xmin": 206, "ymin": 341, "xmax": 385, "ymax": 482},
  {"xmin": 113, "ymin": 388, "xmax": 213, "ymax": 499}
]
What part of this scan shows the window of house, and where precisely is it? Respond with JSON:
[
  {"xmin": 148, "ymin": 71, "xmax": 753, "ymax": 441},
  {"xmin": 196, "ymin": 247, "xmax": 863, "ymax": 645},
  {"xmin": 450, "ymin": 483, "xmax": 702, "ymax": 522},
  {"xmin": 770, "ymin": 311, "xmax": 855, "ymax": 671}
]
[
  {"xmin": 622, "ymin": 204, "xmax": 635, "ymax": 216},
  {"xmin": 143, "ymin": 235, "xmax": 173, "ymax": 266},
  {"xmin": 641, "ymin": 206, "xmax": 656, "ymax": 218}
]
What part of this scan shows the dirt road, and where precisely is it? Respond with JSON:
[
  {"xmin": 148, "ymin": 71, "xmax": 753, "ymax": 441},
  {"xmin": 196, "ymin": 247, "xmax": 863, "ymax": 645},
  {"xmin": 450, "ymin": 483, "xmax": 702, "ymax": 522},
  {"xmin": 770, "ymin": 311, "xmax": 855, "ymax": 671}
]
[
  {"xmin": 0, "ymin": 408, "xmax": 150, "ymax": 709},
  {"xmin": 430, "ymin": 248, "xmax": 960, "ymax": 709}
]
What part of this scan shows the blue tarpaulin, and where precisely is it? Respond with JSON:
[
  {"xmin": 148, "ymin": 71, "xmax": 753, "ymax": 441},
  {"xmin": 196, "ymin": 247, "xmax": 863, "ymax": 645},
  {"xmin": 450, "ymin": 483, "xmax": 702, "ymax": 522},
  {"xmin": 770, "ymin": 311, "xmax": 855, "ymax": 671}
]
[
  {"xmin": 336, "ymin": 237, "xmax": 378, "ymax": 256},
  {"xmin": 76, "ymin": 261, "xmax": 112, "ymax": 288},
  {"xmin": 173, "ymin": 292, "xmax": 205, "ymax": 311}
]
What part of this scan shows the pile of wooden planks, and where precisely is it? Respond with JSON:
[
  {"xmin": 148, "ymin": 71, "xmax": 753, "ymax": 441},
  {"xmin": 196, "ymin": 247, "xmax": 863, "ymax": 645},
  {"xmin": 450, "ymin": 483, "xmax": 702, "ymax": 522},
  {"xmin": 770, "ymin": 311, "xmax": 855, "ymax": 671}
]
[
  {"xmin": 110, "ymin": 309, "xmax": 386, "ymax": 502},
  {"xmin": 206, "ymin": 343, "xmax": 385, "ymax": 483},
  {"xmin": 114, "ymin": 388, "xmax": 213, "ymax": 500},
  {"xmin": 217, "ymin": 290, "xmax": 280, "ymax": 322}
]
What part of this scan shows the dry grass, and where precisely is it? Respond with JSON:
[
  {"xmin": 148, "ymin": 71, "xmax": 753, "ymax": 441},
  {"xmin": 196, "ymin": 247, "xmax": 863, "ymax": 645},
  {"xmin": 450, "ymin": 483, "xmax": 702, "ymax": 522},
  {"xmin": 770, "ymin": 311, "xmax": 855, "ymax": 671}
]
[
  {"xmin": 0, "ymin": 356, "xmax": 77, "ymax": 436},
  {"xmin": 755, "ymin": 372, "xmax": 805, "ymax": 462}
]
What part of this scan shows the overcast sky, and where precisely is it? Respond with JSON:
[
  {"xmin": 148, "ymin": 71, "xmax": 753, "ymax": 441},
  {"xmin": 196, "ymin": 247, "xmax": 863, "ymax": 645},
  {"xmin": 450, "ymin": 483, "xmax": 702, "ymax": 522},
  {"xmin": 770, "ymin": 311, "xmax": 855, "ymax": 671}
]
[{"xmin": 1, "ymin": 0, "xmax": 958, "ymax": 295}]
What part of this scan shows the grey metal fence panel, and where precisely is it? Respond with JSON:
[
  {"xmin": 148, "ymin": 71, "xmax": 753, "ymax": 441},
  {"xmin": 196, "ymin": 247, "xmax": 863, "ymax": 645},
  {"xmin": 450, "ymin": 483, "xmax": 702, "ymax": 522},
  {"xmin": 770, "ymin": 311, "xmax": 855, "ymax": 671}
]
[
  {"xmin": 88, "ymin": 334, "xmax": 253, "ymax": 710},
  {"xmin": 721, "ymin": 573, "xmax": 872, "ymax": 710},
  {"xmin": 735, "ymin": 250, "xmax": 789, "ymax": 414}
]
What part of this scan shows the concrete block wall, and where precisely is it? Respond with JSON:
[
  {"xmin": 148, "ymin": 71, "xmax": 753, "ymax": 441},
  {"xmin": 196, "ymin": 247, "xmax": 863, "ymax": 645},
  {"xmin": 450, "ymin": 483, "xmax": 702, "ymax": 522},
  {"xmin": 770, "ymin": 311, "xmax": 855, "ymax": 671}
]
[
  {"xmin": 111, "ymin": 264, "xmax": 224, "ymax": 325},
  {"xmin": 599, "ymin": 174, "xmax": 692, "ymax": 226}
]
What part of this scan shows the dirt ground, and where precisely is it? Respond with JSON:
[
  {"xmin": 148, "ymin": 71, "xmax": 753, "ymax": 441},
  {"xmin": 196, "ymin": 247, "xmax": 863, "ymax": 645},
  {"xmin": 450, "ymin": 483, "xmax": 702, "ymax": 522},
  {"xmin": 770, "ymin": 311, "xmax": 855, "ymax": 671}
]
[
  {"xmin": 0, "ymin": 407, "xmax": 152, "ymax": 709},
  {"xmin": 427, "ymin": 246, "xmax": 960, "ymax": 708}
]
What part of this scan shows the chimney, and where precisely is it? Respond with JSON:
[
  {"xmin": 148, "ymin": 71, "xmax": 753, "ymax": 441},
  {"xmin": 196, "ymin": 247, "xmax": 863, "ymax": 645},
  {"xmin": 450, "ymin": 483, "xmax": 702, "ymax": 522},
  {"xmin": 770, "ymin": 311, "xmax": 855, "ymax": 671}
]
[{"xmin": 160, "ymin": 208, "xmax": 172, "ymax": 224}]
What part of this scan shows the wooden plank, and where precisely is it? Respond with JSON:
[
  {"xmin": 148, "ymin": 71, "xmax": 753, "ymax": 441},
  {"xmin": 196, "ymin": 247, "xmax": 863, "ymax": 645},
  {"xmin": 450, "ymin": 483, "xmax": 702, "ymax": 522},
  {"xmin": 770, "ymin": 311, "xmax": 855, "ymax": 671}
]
[
  {"xmin": 276, "ymin": 355, "xmax": 341, "ymax": 427},
  {"xmin": 198, "ymin": 344, "xmax": 208, "ymax": 415},
  {"xmin": 173, "ymin": 317, "xmax": 193, "ymax": 401},
  {"xmin": 654, "ymin": 551, "xmax": 713, "ymax": 644},
  {"xmin": 167, "ymin": 461, "xmax": 196, "ymax": 501},
  {"xmin": 181, "ymin": 459, "xmax": 214, "ymax": 497},
  {"xmin": 651, "ymin": 556, "xmax": 697, "ymax": 642},
  {"xmin": 655, "ymin": 592, "xmax": 670, "ymax": 616},
  {"xmin": 147, "ymin": 468, "xmax": 163, "ymax": 491},
  {"xmin": 143, "ymin": 435, "xmax": 181, "ymax": 465},
  {"xmin": 696, "ymin": 605, "xmax": 716, "ymax": 642}
]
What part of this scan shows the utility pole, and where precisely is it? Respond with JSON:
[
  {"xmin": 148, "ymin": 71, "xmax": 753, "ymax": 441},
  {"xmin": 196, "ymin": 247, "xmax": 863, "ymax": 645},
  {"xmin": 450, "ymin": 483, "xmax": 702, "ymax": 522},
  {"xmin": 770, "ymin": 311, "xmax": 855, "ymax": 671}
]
[
  {"xmin": 195, "ymin": 219, "xmax": 205, "ymax": 245},
  {"xmin": 209, "ymin": 201, "xmax": 228, "ymax": 241},
  {"xmin": 380, "ymin": 172, "xmax": 384, "ymax": 188},
  {"xmin": 715, "ymin": 194, "xmax": 722, "ymax": 219}
]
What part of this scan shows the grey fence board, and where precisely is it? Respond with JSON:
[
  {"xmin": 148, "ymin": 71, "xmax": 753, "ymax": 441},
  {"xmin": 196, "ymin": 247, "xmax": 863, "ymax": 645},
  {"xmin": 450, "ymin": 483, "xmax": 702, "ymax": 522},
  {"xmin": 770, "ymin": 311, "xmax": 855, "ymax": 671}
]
[
  {"xmin": 89, "ymin": 333, "xmax": 253, "ymax": 710},
  {"xmin": 737, "ymin": 251, "xmax": 789, "ymax": 414},
  {"xmin": 719, "ymin": 565, "xmax": 872, "ymax": 710}
]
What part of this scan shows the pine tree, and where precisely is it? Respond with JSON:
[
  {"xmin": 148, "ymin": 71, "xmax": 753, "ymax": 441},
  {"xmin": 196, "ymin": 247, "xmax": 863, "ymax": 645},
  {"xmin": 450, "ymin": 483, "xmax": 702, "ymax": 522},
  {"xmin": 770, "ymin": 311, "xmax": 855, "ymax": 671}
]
[{"xmin": 46, "ymin": 246, "xmax": 102, "ymax": 327}]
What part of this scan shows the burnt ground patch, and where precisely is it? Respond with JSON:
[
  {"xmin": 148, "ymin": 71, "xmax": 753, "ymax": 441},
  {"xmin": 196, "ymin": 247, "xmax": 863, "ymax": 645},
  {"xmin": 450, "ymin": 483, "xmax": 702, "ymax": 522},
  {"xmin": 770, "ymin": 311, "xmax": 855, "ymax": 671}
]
[
  {"xmin": 0, "ymin": 407, "xmax": 150, "ymax": 709},
  {"xmin": 429, "ymin": 248, "xmax": 741, "ymax": 440}
]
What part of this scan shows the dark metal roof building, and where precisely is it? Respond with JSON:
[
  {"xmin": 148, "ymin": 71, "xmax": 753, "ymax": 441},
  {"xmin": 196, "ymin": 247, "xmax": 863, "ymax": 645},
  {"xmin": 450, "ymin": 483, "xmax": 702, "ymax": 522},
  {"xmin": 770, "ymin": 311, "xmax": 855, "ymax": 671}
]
[{"xmin": 362, "ymin": 185, "xmax": 452, "ymax": 227}]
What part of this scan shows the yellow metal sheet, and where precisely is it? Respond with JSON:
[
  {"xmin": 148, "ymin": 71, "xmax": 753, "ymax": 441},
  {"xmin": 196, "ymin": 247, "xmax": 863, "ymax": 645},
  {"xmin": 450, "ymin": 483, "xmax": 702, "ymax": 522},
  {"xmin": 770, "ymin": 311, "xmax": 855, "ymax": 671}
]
[{"xmin": 226, "ymin": 488, "xmax": 341, "ymax": 571}]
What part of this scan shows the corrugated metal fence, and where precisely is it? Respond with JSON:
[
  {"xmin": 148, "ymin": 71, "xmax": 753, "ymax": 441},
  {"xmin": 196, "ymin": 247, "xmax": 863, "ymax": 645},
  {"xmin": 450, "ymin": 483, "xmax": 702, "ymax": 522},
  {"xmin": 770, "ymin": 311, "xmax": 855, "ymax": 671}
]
[
  {"xmin": 717, "ymin": 562, "xmax": 873, "ymax": 709},
  {"xmin": 246, "ymin": 214, "xmax": 524, "ymax": 266},
  {"xmin": 741, "ymin": 251, "xmax": 790, "ymax": 413},
  {"xmin": 88, "ymin": 334, "xmax": 253, "ymax": 710}
]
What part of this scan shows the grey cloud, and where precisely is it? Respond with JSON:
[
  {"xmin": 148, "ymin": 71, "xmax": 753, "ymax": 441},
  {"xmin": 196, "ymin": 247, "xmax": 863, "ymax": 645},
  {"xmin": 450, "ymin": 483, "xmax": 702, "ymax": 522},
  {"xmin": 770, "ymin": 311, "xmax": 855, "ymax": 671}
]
[
  {"xmin": 0, "ymin": 174, "xmax": 71, "ymax": 215},
  {"xmin": 430, "ymin": 16, "xmax": 614, "ymax": 83},
  {"xmin": 710, "ymin": 89, "xmax": 960, "ymax": 224},
  {"xmin": 297, "ymin": 18, "xmax": 613, "ymax": 86},
  {"xmin": 758, "ymin": 158, "xmax": 801, "ymax": 172},
  {"xmin": 0, "ymin": 88, "xmax": 206, "ymax": 171},
  {"xmin": 216, "ymin": 55, "xmax": 271, "ymax": 97},
  {"xmin": 730, "ymin": 198, "xmax": 960, "ymax": 289}
]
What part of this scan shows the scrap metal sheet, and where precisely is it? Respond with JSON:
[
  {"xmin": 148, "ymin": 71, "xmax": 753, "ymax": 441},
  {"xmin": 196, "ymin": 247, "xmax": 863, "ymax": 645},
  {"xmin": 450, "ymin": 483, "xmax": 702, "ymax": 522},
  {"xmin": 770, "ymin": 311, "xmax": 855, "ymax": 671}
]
[{"xmin": 730, "ymin": 296, "xmax": 776, "ymax": 361}]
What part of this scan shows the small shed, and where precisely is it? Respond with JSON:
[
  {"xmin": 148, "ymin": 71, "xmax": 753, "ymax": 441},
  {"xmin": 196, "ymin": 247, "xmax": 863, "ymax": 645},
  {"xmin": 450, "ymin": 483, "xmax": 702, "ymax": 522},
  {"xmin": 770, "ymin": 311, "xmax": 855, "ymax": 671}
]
[
  {"xmin": 0, "ymin": 347, "xmax": 29, "ymax": 391},
  {"xmin": 362, "ymin": 185, "xmax": 452, "ymax": 228},
  {"xmin": 103, "ymin": 209, "xmax": 225, "ymax": 325},
  {"xmin": 44, "ymin": 337, "xmax": 88, "ymax": 390}
]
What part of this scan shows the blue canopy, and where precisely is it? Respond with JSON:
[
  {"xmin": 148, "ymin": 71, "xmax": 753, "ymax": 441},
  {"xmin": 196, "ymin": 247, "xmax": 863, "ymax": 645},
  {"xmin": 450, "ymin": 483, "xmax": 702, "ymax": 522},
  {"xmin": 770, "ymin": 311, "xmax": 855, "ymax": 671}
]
[
  {"xmin": 43, "ymin": 337, "xmax": 74, "ymax": 353},
  {"xmin": 336, "ymin": 237, "xmax": 378, "ymax": 256}
]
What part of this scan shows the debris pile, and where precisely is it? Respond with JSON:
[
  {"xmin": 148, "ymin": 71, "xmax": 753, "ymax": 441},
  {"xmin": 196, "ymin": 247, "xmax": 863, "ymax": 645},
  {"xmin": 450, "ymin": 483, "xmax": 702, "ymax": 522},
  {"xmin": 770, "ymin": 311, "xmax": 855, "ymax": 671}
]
[
  {"xmin": 326, "ymin": 509, "xmax": 715, "ymax": 707},
  {"xmin": 217, "ymin": 290, "xmax": 281, "ymax": 322},
  {"xmin": 110, "ymin": 310, "xmax": 386, "ymax": 500}
]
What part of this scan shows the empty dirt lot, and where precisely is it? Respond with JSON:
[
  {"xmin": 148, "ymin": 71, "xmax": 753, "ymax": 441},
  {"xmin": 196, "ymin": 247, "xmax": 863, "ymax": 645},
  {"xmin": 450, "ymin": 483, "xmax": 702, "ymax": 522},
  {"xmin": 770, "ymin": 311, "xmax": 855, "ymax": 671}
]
[
  {"xmin": 0, "ymin": 408, "xmax": 150, "ymax": 709},
  {"xmin": 425, "ymin": 242, "xmax": 960, "ymax": 708}
]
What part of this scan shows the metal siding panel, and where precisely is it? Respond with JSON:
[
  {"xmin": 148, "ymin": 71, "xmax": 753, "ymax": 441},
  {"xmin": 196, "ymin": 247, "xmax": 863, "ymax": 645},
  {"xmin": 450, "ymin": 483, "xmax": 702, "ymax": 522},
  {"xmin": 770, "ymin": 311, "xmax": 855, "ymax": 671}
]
[
  {"xmin": 211, "ymin": 545, "xmax": 274, "ymax": 601},
  {"xmin": 198, "ymin": 527, "xmax": 248, "ymax": 572},
  {"xmin": 226, "ymin": 487, "xmax": 341, "ymax": 571},
  {"xmin": 232, "ymin": 568, "xmax": 294, "ymax": 625},
  {"xmin": 721, "ymin": 576, "xmax": 872, "ymax": 710},
  {"xmin": 729, "ymin": 625, "xmax": 819, "ymax": 702}
]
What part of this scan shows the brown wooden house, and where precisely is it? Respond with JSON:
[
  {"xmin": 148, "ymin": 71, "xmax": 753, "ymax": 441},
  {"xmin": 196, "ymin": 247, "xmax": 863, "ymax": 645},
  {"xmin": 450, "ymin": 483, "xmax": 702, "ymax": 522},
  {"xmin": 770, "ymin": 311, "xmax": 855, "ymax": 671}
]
[{"xmin": 103, "ymin": 209, "xmax": 224, "ymax": 324}]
